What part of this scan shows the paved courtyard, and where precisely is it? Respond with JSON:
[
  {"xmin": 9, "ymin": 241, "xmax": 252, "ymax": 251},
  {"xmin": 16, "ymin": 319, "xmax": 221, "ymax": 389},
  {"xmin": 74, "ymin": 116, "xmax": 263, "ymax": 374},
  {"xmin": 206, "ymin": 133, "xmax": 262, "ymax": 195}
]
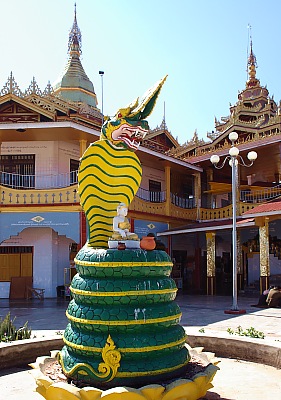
[{"xmin": 0, "ymin": 294, "xmax": 281, "ymax": 399}]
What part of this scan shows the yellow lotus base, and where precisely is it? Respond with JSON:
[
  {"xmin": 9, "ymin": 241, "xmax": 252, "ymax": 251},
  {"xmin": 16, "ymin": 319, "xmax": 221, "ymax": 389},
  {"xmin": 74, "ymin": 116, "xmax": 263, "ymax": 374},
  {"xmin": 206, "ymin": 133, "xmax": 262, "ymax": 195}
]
[{"xmin": 30, "ymin": 348, "xmax": 220, "ymax": 400}]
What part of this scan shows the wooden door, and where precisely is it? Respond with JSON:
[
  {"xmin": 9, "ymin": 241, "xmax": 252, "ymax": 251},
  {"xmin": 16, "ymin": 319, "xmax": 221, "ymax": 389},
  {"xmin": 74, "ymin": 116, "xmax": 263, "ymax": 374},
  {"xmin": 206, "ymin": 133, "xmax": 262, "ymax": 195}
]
[
  {"xmin": 21, "ymin": 253, "xmax": 33, "ymax": 276},
  {"xmin": 0, "ymin": 254, "xmax": 20, "ymax": 281}
]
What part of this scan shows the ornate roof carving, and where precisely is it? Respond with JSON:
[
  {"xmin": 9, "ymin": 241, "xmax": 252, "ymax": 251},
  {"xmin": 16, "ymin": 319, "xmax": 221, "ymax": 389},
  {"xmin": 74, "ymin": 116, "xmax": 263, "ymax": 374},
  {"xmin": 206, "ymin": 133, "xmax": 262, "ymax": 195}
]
[
  {"xmin": 78, "ymin": 102, "xmax": 103, "ymax": 119},
  {"xmin": 0, "ymin": 73, "xmax": 54, "ymax": 99},
  {"xmin": 25, "ymin": 77, "xmax": 43, "ymax": 96},
  {"xmin": 186, "ymin": 127, "xmax": 281, "ymax": 160},
  {"xmin": 166, "ymin": 130, "xmax": 208, "ymax": 159},
  {"xmin": 0, "ymin": 72, "xmax": 102, "ymax": 126},
  {"xmin": 26, "ymin": 95, "xmax": 56, "ymax": 113},
  {"xmin": 0, "ymin": 72, "xmax": 24, "ymax": 97}
]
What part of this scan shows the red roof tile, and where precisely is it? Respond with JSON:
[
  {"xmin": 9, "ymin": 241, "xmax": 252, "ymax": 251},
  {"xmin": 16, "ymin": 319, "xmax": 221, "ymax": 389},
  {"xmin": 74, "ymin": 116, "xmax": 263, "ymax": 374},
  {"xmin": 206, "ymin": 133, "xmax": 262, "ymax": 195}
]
[{"xmin": 243, "ymin": 199, "xmax": 281, "ymax": 216}]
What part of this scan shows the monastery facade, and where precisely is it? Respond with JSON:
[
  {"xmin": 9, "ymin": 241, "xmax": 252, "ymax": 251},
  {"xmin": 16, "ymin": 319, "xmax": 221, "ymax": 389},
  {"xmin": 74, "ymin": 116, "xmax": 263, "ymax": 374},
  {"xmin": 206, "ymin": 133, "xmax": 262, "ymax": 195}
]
[{"xmin": 0, "ymin": 9, "xmax": 280, "ymax": 299}]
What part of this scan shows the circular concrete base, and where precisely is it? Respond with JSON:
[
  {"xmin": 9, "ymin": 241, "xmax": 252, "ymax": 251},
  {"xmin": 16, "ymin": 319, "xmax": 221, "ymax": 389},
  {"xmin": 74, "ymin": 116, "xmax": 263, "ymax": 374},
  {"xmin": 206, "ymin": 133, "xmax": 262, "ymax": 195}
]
[
  {"xmin": 1, "ymin": 333, "xmax": 281, "ymax": 400},
  {"xmin": 28, "ymin": 345, "xmax": 219, "ymax": 400},
  {"xmin": 1, "ymin": 357, "xmax": 281, "ymax": 400}
]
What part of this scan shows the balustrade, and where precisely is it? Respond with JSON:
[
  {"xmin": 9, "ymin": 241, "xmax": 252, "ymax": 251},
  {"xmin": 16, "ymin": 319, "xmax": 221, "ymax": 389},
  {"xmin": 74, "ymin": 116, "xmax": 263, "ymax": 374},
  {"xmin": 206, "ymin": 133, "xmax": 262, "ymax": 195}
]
[
  {"xmin": 0, "ymin": 171, "xmax": 265, "ymax": 222},
  {"xmin": 200, "ymin": 204, "xmax": 232, "ymax": 220},
  {"xmin": 136, "ymin": 187, "xmax": 166, "ymax": 203},
  {"xmin": 0, "ymin": 170, "xmax": 78, "ymax": 189},
  {"xmin": 240, "ymin": 184, "xmax": 281, "ymax": 203},
  {"xmin": 0, "ymin": 185, "xmax": 79, "ymax": 207},
  {"xmin": 170, "ymin": 193, "xmax": 195, "ymax": 209}
]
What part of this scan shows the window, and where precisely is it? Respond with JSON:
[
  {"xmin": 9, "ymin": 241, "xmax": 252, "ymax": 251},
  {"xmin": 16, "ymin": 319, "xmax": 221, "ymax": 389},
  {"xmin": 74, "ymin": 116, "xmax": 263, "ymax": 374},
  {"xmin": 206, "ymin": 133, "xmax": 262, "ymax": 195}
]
[
  {"xmin": 70, "ymin": 159, "xmax": 79, "ymax": 185},
  {"xmin": 0, "ymin": 154, "xmax": 35, "ymax": 188},
  {"xmin": 149, "ymin": 179, "xmax": 162, "ymax": 202}
]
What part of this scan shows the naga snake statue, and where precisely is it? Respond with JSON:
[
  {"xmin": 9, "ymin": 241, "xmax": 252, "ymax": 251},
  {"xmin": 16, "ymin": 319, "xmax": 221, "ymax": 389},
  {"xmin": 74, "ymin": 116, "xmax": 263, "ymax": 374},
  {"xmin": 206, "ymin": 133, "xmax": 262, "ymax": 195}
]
[
  {"xmin": 58, "ymin": 76, "xmax": 193, "ymax": 388},
  {"xmin": 78, "ymin": 76, "xmax": 167, "ymax": 248}
]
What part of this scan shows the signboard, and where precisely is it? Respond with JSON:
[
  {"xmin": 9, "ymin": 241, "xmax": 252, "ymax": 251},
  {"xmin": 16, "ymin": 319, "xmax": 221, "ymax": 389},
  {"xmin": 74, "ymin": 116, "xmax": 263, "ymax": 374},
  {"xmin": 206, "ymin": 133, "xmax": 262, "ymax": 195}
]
[
  {"xmin": 134, "ymin": 219, "xmax": 168, "ymax": 239},
  {"xmin": 0, "ymin": 212, "xmax": 80, "ymax": 243}
]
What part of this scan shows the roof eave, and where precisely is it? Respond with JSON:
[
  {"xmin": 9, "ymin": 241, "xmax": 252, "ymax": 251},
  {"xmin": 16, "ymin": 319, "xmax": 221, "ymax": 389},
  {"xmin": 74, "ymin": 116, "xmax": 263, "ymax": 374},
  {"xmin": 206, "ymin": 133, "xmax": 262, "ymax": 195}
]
[
  {"xmin": 157, "ymin": 219, "xmax": 255, "ymax": 236},
  {"xmin": 139, "ymin": 145, "xmax": 203, "ymax": 172}
]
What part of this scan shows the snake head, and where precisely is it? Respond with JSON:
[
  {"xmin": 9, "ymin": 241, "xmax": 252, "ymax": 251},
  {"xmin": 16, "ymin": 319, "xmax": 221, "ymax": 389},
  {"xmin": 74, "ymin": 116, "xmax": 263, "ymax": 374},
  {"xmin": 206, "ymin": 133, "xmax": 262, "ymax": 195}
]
[
  {"xmin": 101, "ymin": 118, "xmax": 148, "ymax": 151},
  {"xmin": 100, "ymin": 76, "xmax": 167, "ymax": 150}
]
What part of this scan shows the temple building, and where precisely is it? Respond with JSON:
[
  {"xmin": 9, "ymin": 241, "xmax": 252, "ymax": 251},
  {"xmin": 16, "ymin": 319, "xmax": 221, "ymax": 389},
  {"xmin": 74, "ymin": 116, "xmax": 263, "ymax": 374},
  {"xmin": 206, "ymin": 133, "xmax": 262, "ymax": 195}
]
[
  {"xmin": 159, "ymin": 41, "xmax": 281, "ymax": 296},
  {"xmin": 0, "ymin": 8, "xmax": 200, "ymax": 299},
  {"xmin": 0, "ymin": 8, "xmax": 280, "ymax": 299}
]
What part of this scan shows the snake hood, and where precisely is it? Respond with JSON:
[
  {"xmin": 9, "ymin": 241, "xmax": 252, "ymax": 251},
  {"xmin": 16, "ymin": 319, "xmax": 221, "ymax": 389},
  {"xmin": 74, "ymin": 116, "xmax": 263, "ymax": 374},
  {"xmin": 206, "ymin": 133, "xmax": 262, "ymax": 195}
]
[
  {"xmin": 78, "ymin": 76, "xmax": 167, "ymax": 248},
  {"xmin": 100, "ymin": 75, "xmax": 167, "ymax": 151}
]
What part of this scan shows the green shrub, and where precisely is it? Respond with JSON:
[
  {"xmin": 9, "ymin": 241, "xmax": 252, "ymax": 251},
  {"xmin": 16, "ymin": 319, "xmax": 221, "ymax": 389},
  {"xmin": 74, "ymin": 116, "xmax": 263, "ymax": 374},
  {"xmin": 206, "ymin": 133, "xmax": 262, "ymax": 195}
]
[
  {"xmin": 227, "ymin": 325, "xmax": 264, "ymax": 339},
  {"xmin": 0, "ymin": 312, "xmax": 31, "ymax": 342}
]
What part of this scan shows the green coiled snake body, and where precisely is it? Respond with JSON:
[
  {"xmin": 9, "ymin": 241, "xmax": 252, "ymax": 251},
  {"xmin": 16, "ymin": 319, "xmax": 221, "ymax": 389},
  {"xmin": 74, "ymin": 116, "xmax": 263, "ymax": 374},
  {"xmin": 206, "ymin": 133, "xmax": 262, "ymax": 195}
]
[{"xmin": 60, "ymin": 76, "xmax": 191, "ymax": 388}]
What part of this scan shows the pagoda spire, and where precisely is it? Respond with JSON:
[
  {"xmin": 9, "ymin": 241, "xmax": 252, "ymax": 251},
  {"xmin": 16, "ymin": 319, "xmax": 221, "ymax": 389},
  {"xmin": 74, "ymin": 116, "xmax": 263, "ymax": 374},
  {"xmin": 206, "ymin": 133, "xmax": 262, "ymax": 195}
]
[
  {"xmin": 248, "ymin": 41, "xmax": 257, "ymax": 78},
  {"xmin": 68, "ymin": 2, "xmax": 82, "ymax": 56},
  {"xmin": 52, "ymin": 3, "xmax": 98, "ymax": 108},
  {"xmin": 246, "ymin": 40, "xmax": 260, "ymax": 88}
]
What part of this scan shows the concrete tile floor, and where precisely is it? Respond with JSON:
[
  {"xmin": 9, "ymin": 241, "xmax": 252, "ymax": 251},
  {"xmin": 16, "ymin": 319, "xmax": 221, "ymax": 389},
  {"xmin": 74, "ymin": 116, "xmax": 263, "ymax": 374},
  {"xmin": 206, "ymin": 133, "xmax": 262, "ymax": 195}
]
[
  {"xmin": 1, "ymin": 294, "xmax": 281, "ymax": 337},
  {"xmin": 0, "ymin": 294, "xmax": 281, "ymax": 399}
]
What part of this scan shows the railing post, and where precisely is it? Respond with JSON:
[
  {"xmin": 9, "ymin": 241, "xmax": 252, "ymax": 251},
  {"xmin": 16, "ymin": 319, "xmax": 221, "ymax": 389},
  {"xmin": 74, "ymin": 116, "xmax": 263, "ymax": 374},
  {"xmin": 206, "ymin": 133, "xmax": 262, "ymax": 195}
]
[
  {"xmin": 165, "ymin": 165, "xmax": 171, "ymax": 216},
  {"xmin": 194, "ymin": 172, "xmax": 201, "ymax": 219}
]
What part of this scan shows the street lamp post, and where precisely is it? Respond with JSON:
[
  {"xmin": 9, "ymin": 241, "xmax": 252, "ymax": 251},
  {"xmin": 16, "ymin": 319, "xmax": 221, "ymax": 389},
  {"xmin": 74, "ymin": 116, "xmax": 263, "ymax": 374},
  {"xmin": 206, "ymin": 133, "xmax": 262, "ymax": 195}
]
[
  {"xmin": 99, "ymin": 70, "xmax": 104, "ymax": 126},
  {"xmin": 210, "ymin": 132, "xmax": 257, "ymax": 313}
]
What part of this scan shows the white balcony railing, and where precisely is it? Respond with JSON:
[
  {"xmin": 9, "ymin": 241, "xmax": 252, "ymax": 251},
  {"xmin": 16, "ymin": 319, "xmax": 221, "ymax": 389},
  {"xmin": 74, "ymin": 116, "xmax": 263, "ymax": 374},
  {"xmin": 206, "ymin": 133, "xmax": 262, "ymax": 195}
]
[
  {"xmin": 170, "ymin": 193, "xmax": 195, "ymax": 209},
  {"xmin": 136, "ymin": 187, "xmax": 166, "ymax": 203},
  {"xmin": 0, "ymin": 171, "xmax": 198, "ymax": 210},
  {"xmin": 240, "ymin": 184, "xmax": 281, "ymax": 203},
  {"xmin": 0, "ymin": 170, "xmax": 78, "ymax": 189},
  {"xmin": 136, "ymin": 187, "xmax": 196, "ymax": 209}
]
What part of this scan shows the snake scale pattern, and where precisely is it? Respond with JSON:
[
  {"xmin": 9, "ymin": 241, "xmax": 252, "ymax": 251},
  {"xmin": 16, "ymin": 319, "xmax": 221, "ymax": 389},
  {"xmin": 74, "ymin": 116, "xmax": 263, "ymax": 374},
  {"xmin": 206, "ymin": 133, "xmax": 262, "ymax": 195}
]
[
  {"xmin": 59, "ymin": 76, "xmax": 191, "ymax": 388},
  {"xmin": 78, "ymin": 139, "xmax": 142, "ymax": 248}
]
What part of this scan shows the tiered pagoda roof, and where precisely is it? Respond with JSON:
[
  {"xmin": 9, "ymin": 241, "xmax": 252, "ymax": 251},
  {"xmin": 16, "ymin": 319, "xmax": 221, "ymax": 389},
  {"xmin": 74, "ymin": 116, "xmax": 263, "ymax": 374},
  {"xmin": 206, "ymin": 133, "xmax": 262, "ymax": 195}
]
[
  {"xmin": 52, "ymin": 4, "xmax": 98, "ymax": 108},
  {"xmin": 171, "ymin": 41, "xmax": 281, "ymax": 163},
  {"xmin": 0, "ymin": 5, "xmax": 102, "ymax": 130}
]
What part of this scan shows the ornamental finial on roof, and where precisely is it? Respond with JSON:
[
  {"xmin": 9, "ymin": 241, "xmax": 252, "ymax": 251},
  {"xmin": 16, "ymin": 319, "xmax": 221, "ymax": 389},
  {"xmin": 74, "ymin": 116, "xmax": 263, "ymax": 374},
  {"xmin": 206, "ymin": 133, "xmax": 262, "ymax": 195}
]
[
  {"xmin": 247, "ymin": 40, "xmax": 257, "ymax": 76},
  {"xmin": 246, "ymin": 26, "xmax": 259, "ymax": 87},
  {"xmin": 25, "ymin": 77, "xmax": 42, "ymax": 96},
  {"xmin": 68, "ymin": 2, "xmax": 82, "ymax": 55},
  {"xmin": 42, "ymin": 81, "xmax": 54, "ymax": 96},
  {"xmin": 246, "ymin": 35, "xmax": 261, "ymax": 89},
  {"xmin": 0, "ymin": 72, "xmax": 23, "ymax": 96}
]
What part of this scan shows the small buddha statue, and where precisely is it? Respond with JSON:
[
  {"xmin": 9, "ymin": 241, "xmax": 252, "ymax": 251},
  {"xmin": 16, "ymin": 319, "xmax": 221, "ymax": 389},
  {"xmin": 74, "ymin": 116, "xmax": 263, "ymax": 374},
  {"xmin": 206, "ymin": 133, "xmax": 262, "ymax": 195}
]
[{"xmin": 111, "ymin": 203, "xmax": 139, "ymax": 241}]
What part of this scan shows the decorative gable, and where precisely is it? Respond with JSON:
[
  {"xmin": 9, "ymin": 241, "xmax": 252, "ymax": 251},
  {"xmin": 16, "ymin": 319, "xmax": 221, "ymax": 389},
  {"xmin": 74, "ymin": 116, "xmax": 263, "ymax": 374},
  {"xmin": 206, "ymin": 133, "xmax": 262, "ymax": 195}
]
[
  {"xmin": 0, "ymin": 72, "xmax": 102, "ymax": 130},
  {"xmin": 0, "ymin": 101, "xmax": 40, "ymax": 123},
  {"xmin": 144, "ymin": 119, "xmax": 180, "ymax": 153}
]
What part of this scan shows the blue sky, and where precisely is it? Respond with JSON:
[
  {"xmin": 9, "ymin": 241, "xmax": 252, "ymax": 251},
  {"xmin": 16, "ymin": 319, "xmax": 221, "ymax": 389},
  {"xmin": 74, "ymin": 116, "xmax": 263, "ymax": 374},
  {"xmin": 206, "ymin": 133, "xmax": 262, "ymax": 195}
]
[{"xmin": 1, "ymin": 0, "xmax": 281, "ymax": 144}]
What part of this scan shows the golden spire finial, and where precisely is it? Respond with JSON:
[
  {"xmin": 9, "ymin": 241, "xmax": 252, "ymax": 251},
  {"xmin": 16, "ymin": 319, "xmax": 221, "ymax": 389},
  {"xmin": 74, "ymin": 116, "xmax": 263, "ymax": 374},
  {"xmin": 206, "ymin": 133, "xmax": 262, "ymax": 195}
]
[
  {"xmin": 245, "ymin": 25, "xmax": 260, "ymax": 88},
  {"xmin": 246, "ymin": 25, "xmax": 258, "ymax": 82},
  {"xmin": 68, "ymin": 2, "xmax": 82, "ymax": 55},
  {"xmin": 247, "ymin": 40, "xmax": 257, "ymax": 80}
]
